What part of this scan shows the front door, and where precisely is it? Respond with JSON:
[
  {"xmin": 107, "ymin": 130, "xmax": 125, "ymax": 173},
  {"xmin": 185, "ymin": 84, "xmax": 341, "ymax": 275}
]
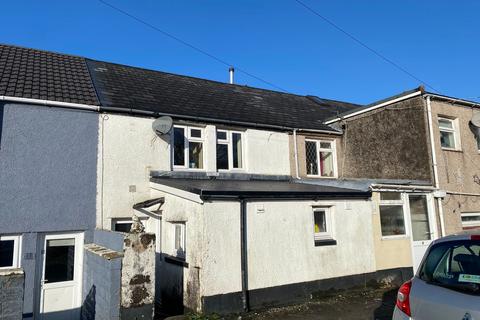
[
  {"xmin": 38, "ymin": 233, "xmax": 83, "ymax": 320},
  {"xmin": 408, "ymin": 194, "xmax": 437, "ymax": 272}
]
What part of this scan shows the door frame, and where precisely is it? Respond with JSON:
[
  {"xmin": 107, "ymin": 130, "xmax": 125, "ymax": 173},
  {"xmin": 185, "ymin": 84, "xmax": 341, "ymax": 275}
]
[
  {"xmin": 405, "ymin": 192, "xmax": 438, "ymax": 271},
  {"xmin": 36, "ymin": 231, "xmax": 84, "ymax": 319}
]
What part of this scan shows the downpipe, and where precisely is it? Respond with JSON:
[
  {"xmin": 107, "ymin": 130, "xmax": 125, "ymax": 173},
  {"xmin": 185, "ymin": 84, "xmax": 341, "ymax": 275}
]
[{"xmin": 240, "ymin": 198, "xmax": 250, "ymax": 312}]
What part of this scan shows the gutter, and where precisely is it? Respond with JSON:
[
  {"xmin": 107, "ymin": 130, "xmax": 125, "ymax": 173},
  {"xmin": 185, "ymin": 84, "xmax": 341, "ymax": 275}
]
[
  {"xmin": 0, "ymin": 95, "xmax": 100, "ymax": 111},
  {"xmin": 426, "ymin": 96, "xmax": 446, "ymax": 237},
  {"xmin": 370, "ymin": 184, "xmax": 435, "ymax": 191},
  {"xmin": 324, "ymin": 90, "xmax": 422, "ymax": 124},
  {"xmin": 425, "ymin": 93, "xmax": 480, "ymax": 108}
]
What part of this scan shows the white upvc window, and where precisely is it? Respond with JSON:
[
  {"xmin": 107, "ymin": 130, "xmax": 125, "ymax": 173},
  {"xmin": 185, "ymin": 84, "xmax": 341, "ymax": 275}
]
[
  {"xmin": 438, "ymin": 117, "xmax": 460, "ymax": 150},
  {"xmin": 379, "ymin": 192, "xmax": 407, "ymax": 238},
  {"xmin": 172, "ymin": 223, "xmax": 186, "ymax": 259},
  {"xmin": 305, "ymin": 139, "xmax": 337, "ymax": 178},
  {"xmin": 312, "ymin": 207, "xmax": 334, "ymax": 242},
  {"xmin": 0, "ymin": 235, "xmax": 22, "ymax": 269},
  {"xmin": 216, "ymin": 130, "xmax": 244, "ymax": 171},
  {"xmin": 172, "ymin": 125, "xmax": 205, "ymax": 170},
  {"xmin": 112, "ymin": 217, "xmax": 148, "ymax": 233},
  {"xmin": 461, "ymin": 212, "xmax": 480, "ymax": 230}
]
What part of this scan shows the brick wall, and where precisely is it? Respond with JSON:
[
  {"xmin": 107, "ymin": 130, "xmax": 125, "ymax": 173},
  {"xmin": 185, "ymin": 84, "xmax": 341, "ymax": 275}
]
[{"xmin": 0, "ymin": 269, "xmax": 24, "ymax": 320}]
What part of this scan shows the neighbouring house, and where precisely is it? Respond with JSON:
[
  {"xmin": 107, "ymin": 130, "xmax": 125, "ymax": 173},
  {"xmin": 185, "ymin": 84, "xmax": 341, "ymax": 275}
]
[
  {"xmin": 0, "ymin": 44, "xmax": 156, "ymax": 320},
  {"xmin": 322, "ymin": 87, "xmax": 480, "ymax": 271}
]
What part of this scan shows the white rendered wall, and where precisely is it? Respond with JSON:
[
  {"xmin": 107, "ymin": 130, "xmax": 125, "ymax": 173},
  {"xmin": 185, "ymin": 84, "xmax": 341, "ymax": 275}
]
[
  {"xmin": 200, "ymin": 199, "xmax": 376, "ymax": 297},
  {"xmin": 97, "ymin": 114, "xmax": 170, "ymax": 229}
]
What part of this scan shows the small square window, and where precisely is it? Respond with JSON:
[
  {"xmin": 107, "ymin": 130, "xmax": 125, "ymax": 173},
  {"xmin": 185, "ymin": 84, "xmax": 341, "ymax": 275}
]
[
  {"xmin": 312, "ymin": 208, "xmax": 334, "ymax": 244},
  {"xmin": 380, "ymin": 192, "xmax": 402, "ymax": 201},
  {"xmin": 112, "ymin": 218, "xmax": 147, "ymax": 233},
  {"xmin": 0, "ymin": 235, "xmax": 21, "ymax": 269},
  {"xmin": 379, "ymin": 205, "xmax": 406, "ymax": 236},
  {"xmin": 190, "ymin": 128, "xmax": 202, "ymax": 139},
  {"xmin": 217, "ymin": 130, "xmax": 227, "ymax": 141}
]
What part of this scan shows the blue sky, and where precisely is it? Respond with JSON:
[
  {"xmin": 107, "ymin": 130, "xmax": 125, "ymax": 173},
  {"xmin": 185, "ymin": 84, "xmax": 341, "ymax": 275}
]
[{"xmin": 2, "ymin": 1, "xmax": 479, "ymax": 104}]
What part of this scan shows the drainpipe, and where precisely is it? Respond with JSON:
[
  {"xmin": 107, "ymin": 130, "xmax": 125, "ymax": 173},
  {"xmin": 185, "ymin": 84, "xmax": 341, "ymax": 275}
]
[
  {"xmin": 293, "ymin": 129, "xmax": 300, "ymax": 179},
  {"xmin": 426, "ymin": 96, "xmax": 446, "ymax": 236},
  {"xmin": 239, "ymin": 198, "xmax": 249, "ymax": 311}
]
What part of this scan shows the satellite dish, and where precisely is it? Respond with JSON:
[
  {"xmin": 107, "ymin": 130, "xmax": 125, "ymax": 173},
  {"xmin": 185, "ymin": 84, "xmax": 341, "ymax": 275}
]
[
  {"xmin": 471, "ymin": 112, "xmax": 480, "ymax": 128},
  {"xmin": 152, "ymin": 116, "xmax": 173, "ymax": 136}
]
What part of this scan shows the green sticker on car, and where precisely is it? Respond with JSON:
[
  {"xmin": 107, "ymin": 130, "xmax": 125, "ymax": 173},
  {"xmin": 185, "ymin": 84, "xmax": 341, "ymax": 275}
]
[{"xmin": 459, "ymin": 274, "xmax": 480, "ymax": 284}]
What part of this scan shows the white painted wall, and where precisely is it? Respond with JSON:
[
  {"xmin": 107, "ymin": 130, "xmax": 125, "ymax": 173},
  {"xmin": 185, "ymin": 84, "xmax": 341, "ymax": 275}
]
[
  {"xmin": 200, "ymin": 199, "xmax": 376, "ymax": 297},
  {"xmin": 97, "ymin": 114, "xmax": 170, "ymax": 229}
]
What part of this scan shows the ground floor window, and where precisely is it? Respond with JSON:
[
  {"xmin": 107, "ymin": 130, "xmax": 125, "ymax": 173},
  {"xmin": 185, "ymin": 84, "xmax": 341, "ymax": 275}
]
[
  {"xmin": 173, "ymin": 223, "xmax": 186, "ymax": 259},
  {"xmin": 379, "ymin": 192, "xmax": 406, "ymax": 237},
  {"xmin": 312, "ymin": 207, "xmax": 335, "ymax": 246},
  {"xmin": 461, "ymin": 212, "xmax": 480, "ymax": 230},
  {"xmin": 0, "ymin": 235, "xmax": 21, "ymax": 269}
]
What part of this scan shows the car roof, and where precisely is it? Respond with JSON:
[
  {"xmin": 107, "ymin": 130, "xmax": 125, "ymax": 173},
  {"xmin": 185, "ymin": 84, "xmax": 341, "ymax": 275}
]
[{"xmin": 432, "ymin": 230, "xmax": 480, "ymax": 244}]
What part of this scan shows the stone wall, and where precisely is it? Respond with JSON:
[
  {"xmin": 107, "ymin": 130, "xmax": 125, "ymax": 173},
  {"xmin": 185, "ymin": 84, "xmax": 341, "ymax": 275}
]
[
  {"xmin": 120, "ymin": 232, "xmax": 156, "ymax": 319},
  {"xmin": 0, "ymin": 269, "xmax": 24, "ymax": 320}
]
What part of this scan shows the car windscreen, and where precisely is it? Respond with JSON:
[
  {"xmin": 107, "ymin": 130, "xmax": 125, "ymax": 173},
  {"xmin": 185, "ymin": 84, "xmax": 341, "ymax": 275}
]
[{"xmin": 418, "ymin": 239, "xmax": 480, "ymax": 296}]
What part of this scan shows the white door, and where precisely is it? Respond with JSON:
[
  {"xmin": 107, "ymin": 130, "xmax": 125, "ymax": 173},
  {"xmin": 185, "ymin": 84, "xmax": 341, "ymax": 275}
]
[
  {"xmin": 38, "ymin": 233, "xmax": 83, "ymax": 320},
  {"xmin": 407, "ymin": 194, "xmax": 437, "ymax": 272}
]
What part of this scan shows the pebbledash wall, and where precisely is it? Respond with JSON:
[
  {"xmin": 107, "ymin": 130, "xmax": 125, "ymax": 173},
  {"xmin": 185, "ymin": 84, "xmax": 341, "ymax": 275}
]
[
  {"xmin": 0, "ymin": 103, "xmax": 98, "ymax": 319},
  {"xmin": 97, "ymin": 113, "xmax": 292, "ymax": 229},
  {"xmin": 429, "ymin": 99, "xmax": 480, "ymax": 234}
]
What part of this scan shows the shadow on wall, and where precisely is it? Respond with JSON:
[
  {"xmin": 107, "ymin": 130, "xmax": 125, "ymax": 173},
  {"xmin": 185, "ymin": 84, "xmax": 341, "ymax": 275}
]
[
  {"xmin": 158, "ymin": 253, "xmax": 184, "ymax": 315},
  {"xmin": 81, "ymin": 285, "xmax": 96, "ymax": 320}
]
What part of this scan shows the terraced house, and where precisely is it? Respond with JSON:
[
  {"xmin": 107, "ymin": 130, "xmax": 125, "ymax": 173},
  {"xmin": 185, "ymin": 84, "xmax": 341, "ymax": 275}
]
[{"xmin": 1, "ymin": 43, "xmax": 479, "ymax": 319}]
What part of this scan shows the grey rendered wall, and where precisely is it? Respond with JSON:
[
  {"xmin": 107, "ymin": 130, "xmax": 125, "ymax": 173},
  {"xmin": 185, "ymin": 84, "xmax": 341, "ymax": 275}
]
[{"xmin": 0, "ymin": 103, "xmax": 98, "ymax": 318}]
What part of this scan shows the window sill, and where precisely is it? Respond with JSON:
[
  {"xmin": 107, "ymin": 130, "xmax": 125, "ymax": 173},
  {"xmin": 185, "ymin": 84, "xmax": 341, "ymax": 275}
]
[
  {"xmin": 314, "ymin": 239, "xmax": 337, "ymax": 246},
  {"xmin": 441, "ymin": 148, "xmax": 463, "ymax": 153},
  {"xmin": 164, "ymin": 255, "xmax": 189, "ymax": 268},
  {"xmin": 381, "ymin": 235, "xmax": 409, "ymax": 241},
  {"xmin": 306, "ymin": 175, "xmax": 338, "ymax": 179}
]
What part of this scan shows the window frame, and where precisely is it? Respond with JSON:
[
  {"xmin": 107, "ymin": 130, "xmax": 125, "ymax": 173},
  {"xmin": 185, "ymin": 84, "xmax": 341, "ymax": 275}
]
[
  {"xmin": 378, "ymin": 192, "xmax": 409, "ymax": 239},
  {"xmin": 305, "ymin": 139, "xmax": 338, "ymax": 178},
  {"xmin": 172, "ymin": 222, "xmax": 186, "ymax": 260},
  {"xmin": 111, "ymin": 217, "xmax": 147, "ymax": 233},
  {"xmin": 172, "ymin": 125, "xmax": 205, "ymax": 171},
  {"xmin": 0, "ymin": 234, "xmax": 22, "ymax": 269},
  {"xmin": 312, "ymin": 207, "xmax": 334, "ymax": 242},
  {"xmin": 438, "ymin": 117, "xmax": 461, "ymax": 151},
  {"xmin": 216, "ymin": 129, "xmax": 245, "ymax": 171},
  {"xmin": 461, "ymin": 212, "xmax": 480, "ymax": 229}
]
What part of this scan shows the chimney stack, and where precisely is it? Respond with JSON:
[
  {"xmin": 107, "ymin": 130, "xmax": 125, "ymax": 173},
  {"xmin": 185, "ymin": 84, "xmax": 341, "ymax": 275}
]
[{"xmin": 229, "ymin": 67, "xmax": 234, "ymax": 84}]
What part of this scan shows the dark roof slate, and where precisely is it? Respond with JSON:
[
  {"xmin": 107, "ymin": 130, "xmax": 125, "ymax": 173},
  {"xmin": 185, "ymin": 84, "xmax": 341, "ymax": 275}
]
[
  {"xmin": 86, "ymin": 59, "xmax": 361, "ymax": 131},
  {"xmin": 0, "ymin": 44, "xmax": 99, "ymax": 105},
  {"xmin": 151, "ymin": 177, "xmax": 371, "ymax": 199}
]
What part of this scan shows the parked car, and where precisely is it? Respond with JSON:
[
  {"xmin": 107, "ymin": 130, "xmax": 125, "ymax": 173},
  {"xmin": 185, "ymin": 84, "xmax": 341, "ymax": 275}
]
[{"xmin": 393, "ymin": 232, "xmax": 480, "ymax": 320}]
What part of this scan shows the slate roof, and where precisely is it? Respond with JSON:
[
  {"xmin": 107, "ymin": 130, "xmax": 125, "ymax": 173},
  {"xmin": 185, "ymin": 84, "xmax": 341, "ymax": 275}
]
[
  {"xmin": 0, "ymin": 44, "xmax": 99, "ymax": 105},
  {"xmin": 0, "ymin": 43, "xmax": 363, "ymax": 131},
  {"xmin": 151, "ymin": 177, "xmax": 371, "ymax": 199},
  {"xmin": 86, "ymin": 59, "xmax": 361, "ymax": 131}
]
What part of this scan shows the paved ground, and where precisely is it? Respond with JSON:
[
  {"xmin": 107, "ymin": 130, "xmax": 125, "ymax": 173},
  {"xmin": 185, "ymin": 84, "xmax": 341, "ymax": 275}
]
[
  {"xmin": 161, "ymin": 286, "xmax": 399, "ymax": 320},
  {"xmin": 242, "ymin": 287, "xmax": 398, "ymax": 320}
]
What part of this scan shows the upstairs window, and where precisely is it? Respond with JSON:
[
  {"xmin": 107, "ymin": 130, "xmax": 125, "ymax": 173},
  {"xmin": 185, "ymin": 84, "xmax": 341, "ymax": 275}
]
[
  {"xmin": 216, "ymin": 130, "xmax": 244, "ymax": 171},
  {"xmin": 379, "ymin": 192, "xmax": 406, "ymax": 237},
  {"xmin": 0, "ymin": 235, "xmax": 21, "ymax": 269},
  {"xmin": 173, "ymin": 125, "xmax": 204, "ymax": 169},
  {"xmin": 438, "ymin": 117, "xmax": 459, "ymax": 150},
  {"xmin": 305, "ymin": 140, "xmax": 337, "ymax": 177}
]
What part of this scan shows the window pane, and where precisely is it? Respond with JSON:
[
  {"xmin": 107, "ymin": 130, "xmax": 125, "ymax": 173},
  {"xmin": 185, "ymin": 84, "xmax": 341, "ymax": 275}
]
[
  {"xmin": 190, "ymin": 128, "xmax": 202, "ymax": 138},
  {"xmin": 216, "ymin": 144, "xmax": 229, "ymax": 170},
  {"xmin": 0, "ymin": 240, "xmax": 14, "ymax": 267},
  {"xmin": 45, "ymin": 239, "xmax": 75, "ymax": 283},
  {"xmin": 440, "ymin": 130, "xmax": 455, "ymax": 148},
  {"xmin": 409, "ymin": 195, "xmax": 431, "ymax": 241},
  {"xmin": 314, "ymin": 211, "xmax": 327, "ymax": 233},
  {"xmin": 174, "ymin": 225, "xmax": 182, "ymax": 251},
  {"xmin": 380, "ymin": 192, "xmax": 402, "ymax": 201},
  {"xmin": 379, "ymin": 205, "xmax": 406, "ymax": 236},
  {"xmin": 319, "ymin": 141, "xmax": 332, "ymax": 149},
  {"xmin": 319, "ymin": 151, "xmax": 334, "ymax": 177},
  {"xmin": 462, "ymin": 215, "xmax": 480, "ymax": 223},
  {"xmin": 189, "ymin": 142, "xmax": 203, "ymax": 169},
  {"xmin": 232, "ymin": 133, "xmax": 243, "ymax": 168},
  {"xmin": 438, "ymin": 119, "xmax": 453, "ymax": 129},
  {"xmin": 305, "ymin": 141, "xmax": 318, "ymax": 175},
  {"xmin": 173, "ymin": 127, "xmax": 185, "ymax": 166},
  {"xmin": 217, "ymin": 131, "xmax": 227, "ymax": 140},
  {"xmin": 114, "ymin": 223, "xmax": 132, "ymax": 233}
]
